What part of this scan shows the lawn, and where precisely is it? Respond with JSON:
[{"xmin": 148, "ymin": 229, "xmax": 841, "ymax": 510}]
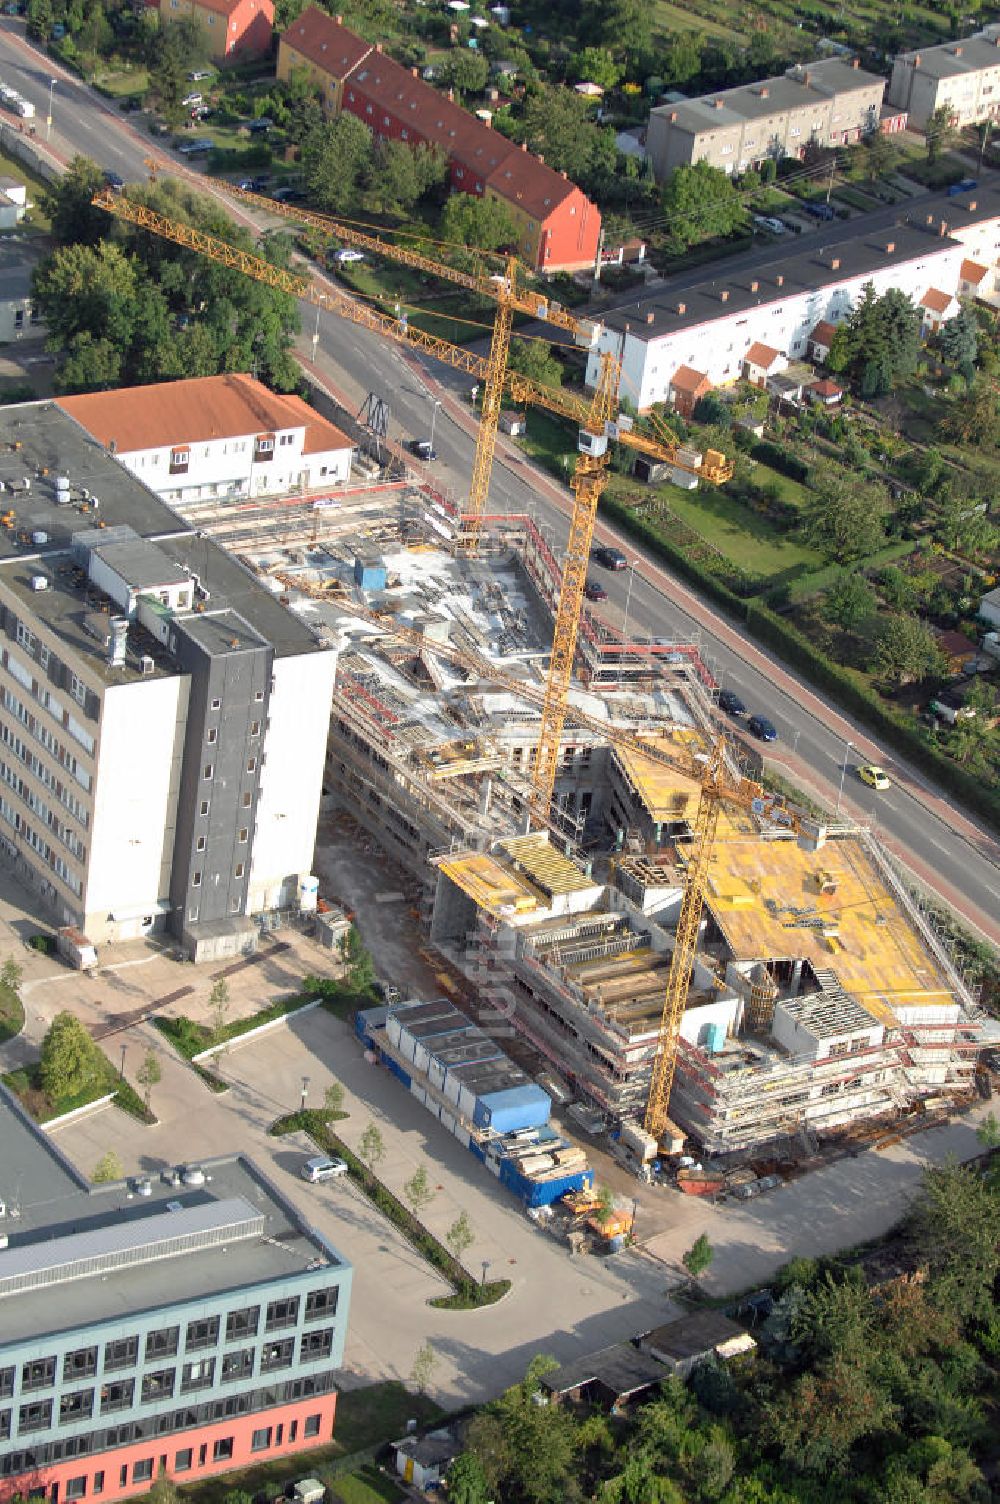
[
  {"xmin": 153, "ymin": 991, "xmax": 319, "ymax": 1059},
  {"xmin": 333, "ymin": 1469, "xmax": 403, "ymax": 1504},
  {"xmin": 0, "ymin": 980, "xmax": 24, "ymax": 1044},
  {"xmin": 652, "ymin": 0, "xmax": 746, "ymax": 41},
  {"xmin": 2, "ymin": 1051, "xmax": 152, "ymax": 1126},
  {"xmin": 0, "ymin": 148, "xmax": 51, "ymax": 232},
  {"xmin": 337, "ymin": 260, "xmax": 495, "ymax": 348},
  {"xmin": 93, "ymin": 66, "xmax": 148, "ymax": 99}
]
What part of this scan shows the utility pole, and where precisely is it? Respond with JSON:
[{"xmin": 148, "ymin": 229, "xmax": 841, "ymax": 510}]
[{"xmin": 591, "ymin": 225, "xmax": 605, "ymax": 288}]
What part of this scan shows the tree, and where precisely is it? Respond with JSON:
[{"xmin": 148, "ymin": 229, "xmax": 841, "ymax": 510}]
[
  {"xmin": 410, "ymin": 1340, "xmax": 437, "ymax": 1393},
  {"xmin": 925, "ymin": 105, "xmax": 957, "ymax": 163},
  {"xmin": 870, "ymin": 615, "xmax": 946, "ymax": 686},
  {"xmin": 907, "ymin": 1161, "xmax": 1000, "ymax": 1322},
  {"xmin": 682, "ymin": 1233, "xmax": 714, "ymax": 1278},
  {"xmin": 937, "ymin": 304, "xmax": 978, "ymax": 370},
  {"xmin": 136, "ymin": 1050, "xmax": 161, "ymax": 1109},
  {"xmin": 92, "ymin": 1149, "xmax": 124, "ymax": 1183},
  {"xmin": 799, "ymin": 469, "xmax": 888, "ymax": 563},
  {"xmin": 403, "ymin": 1161, "xmax": 435, "ymax": 1216},
  {"xmin": 0, "ymin": 956, "xmax": 23, "ymax": 995},
  {"xmin": 41, "ymin": 157, "xmax": 108, "ymax": 247},
  {"xmin": 582, "ymin": 0, "xmax": 652, "ymax": 61},
  {"xmin": 40, "ymin": 1012, "xmax": 105, "ymax": 1102},
  {"xmin": 826, "ymin": 282, "xmax": 921, "ymax": 394},
  {"xmin": 339, "ymin": 924, "xmax": 375, "ymax": 992},
  {"xmin": 446, "ymin": 1453, "xmax": 490, "ymax": 1504},
  {"xmin": 208, "ymin": 978, "xmax": 230, "ymax": 1040},
  {"xmin": 323, "ymin": 1080, "xmax": 345, "ymax": 1117},
  {"xmin": 940, "ymin": 378, "xmax": 998, "ymax": 446},
  {"xmin": 301, "ymin": 113, "xmax": 373, "ymax": 215},
  {"xmin": 572, "ymin": 46, "xmax": 621, "ymax": 90},
  {"xmin": 444, "ymin": 50, "xmax": 490, "ymax": 96},
  {"xmin": 507, "ymin": 336, "xmax": 563, "ymax": 389},
  {"xmin": 660, "ymin": 161, "xmax": 746, "ymax": 251},
  {"xmin": 440, "ymin": 192, "xmax": 517, "ymax": 254},
  {"xmin": 515, "ymin": 87, "xmax": 618, "ymax": 189},
  {"xmin": 56, "ymin": 335, "xmax": 124, "ymax": 396},
  {"xmin": 467, "ymin": 1356, "xmax": 577, "ymax": 1504},
  {"xmin": 446, "ymin": 1209, "xmax": 474, "ymax": 1264},
  {"xmin": 147, "ymin": 1466, "xmax": 181, "ymax": 1504},
  {"xmin": 822, "ymin": 572, "xmax": 878, "ymax": 631},
  {"xmin": 364, "ymin": 139, "xmax": 447, "ymax": 216},
  {"xmin": 358, "ymin": 1121, "xmax": 386, "ymax": 1175},
  {"xmin": 147, "ymin": 18, "xmax": 208, "ymax": 129},
  {"xmin": 865, "ymin": 128, "xmax": 897, "ymax": 181}
]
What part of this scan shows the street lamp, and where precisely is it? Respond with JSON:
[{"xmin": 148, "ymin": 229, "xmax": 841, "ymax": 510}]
[
  {"xmin": 311, "ymin": 304, "xmax": 321, "ymax": 362},
  {"xmin": 119, "ymin": 1044, "xmax": 127, "ymax": 1082},
  {"xmin": 835, "ymin": 738, "xmax": 854, "ymax": 815},
  {"xmin": 46, "ymin": 78, "xmax": 55, "ymax": 143},
  {"xmin": 429, "ymin": 398, "xmax": 442, "ymax": 452},
  {"xmin": 299, "ymin": 1075, "xmax": 310, "ymax": 1112},
  {"xmin": 480, "ymin": 1258, "xmax": 491, "ymax": 1287}
]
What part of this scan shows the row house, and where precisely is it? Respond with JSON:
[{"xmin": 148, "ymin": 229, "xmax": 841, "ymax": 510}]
[
  {"xmin": 277, "ymin": 6, "xmax": 601, "ymax": 272},
  {"xmin": 889, "ymin": 26, "xmax": 1000, "ymax": 129},
  {"xmin": 157, "ymin": 0, "xmax": 273, "ymax": 62}
]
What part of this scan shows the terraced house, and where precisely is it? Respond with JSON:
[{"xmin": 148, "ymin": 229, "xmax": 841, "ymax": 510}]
[{"xmin": 277, "ymin": 6, "xmax": 601, "ymax": 272}]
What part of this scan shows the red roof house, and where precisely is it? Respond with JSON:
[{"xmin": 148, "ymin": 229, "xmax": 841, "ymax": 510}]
[{"xmin": 160, "ymin": 0, "xmax": 273, "ymax": 62}]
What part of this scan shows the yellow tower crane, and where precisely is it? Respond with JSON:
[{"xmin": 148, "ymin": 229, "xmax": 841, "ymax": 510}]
[{"xmin": 92, "ymin": 186, "xmax": 732, "ymax": 844}]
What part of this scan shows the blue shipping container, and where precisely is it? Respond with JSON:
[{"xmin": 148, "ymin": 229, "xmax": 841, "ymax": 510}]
[
  {"xmin": 353, "ymin": 554, "xmax": 387, "ymax": 591},
  {"xmin": 474, "ymin": 1082, "xmax": 552, "ymax": 1134},
  {"xmin": 705, "ymin": 1022, "xmax": 726, "ymax": 1054}
]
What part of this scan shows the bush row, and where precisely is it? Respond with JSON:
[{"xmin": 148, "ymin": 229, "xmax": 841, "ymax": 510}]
[
  {"xmin": 153, "ymin": 992, "xmax": 316, "ymax": 1059},
  {"xmin": 750, "ymin": 439, "xmax": 811, "ymax": 482},
  {"xmin": 599, "ymin": 495, "xmax": 1000, "ymax": 834}
]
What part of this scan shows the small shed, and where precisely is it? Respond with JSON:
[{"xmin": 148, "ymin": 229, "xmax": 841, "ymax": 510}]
[
  {"xmin": 353, "ymin": 552, "xmax": 387, "ymax": 591},
  {"xmin": 919, "ymin": 287, "xmax": 959, "ymax": 335},
  {"xmin": 933, "ymin": 628, "xmax": 979, "ymax": 676},
  {"xmin": 807, "ymin": 319, "xmax": 837, "ymax": 363},
  {"xmin": 667, "ymin": 365, "xmax": 711, "ymax": 419},
  {"xmin": 392, "ymin": 1430, "xmax": 460, "ymax": 1488},
  {"xmin": 499, "ymin": 410, "xmax": 527, "ymax": 436},
  {"xmin": 959, "ymin": 257, "xmax": 990, "ymax": 298},
  {"xmin": 637, "ymin": 1311, "xmax": 756, "ymax": 1379},
  {"xmin": 743, "ymin": 342, "xmax": 786, "ymax": 388},
  {"xmin": 978, "ymin": 584, "xmax": 1000, "ymax": 628},
  {"xmin": 806, "ymin": 377, "xmax": 844, "ymax": 407},
  {"xmin": 541, "ymin": 1342, "xmax": 668, "ymax": 1412},
  {"xmin": 767, "ymin": 370, "xmax": 803, "ymax": 404}
]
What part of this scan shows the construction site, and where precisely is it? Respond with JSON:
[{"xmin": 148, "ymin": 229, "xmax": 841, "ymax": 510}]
[{"xmin": 86, "ymin": 180, "xmax": 993, "ymax": 1169}]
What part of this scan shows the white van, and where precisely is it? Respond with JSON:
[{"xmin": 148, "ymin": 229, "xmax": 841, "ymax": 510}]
[{"xmin": 300, "ymin": 1155, "xmax": 348, "ymax": 1183}]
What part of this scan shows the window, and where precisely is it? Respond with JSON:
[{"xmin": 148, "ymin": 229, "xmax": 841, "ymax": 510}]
[
  {"xmin": 304, "ymin": 1414, "xmax": 322, "ymax": 1438},
  {"xmin": 0, "ymin": 1409, "xmax": 9, "ymax": 1440},
  {"xmin": 92, "ymin": 1474, "xmax": 105, "ymax": 1496},
  {"xmin": 246, "ymin": 757, "xmax": 256, "ymax": 773},
  {"xmin": 145, "ymin": 1328, "xmax": 179, "ymax": 1362},
  {"xmin": 265, "ymin": 1295, "xmax": 299, "ymax": 1331},
  {"xmin": 254, "ymin": 690, "xmax": 264, "ymax": 702},
  {"xmin": 19, "ymin": 1399, "xmax": 53, "ymax": 1433},
  {"xmin": 225, "ymin": 1307, "xmax": 259, "ymax": 1341},
  {"xmin": 0, "ymin": 1367, "xmax": 13, "ymax": 1398},
  {"xmin": 192, "ymin": 872, "xmax": 202, "ymax": 888},
  {"xmin": 251, "ymin": 1426, "xmax": 272, "ymax": 1452},
  {"xmin": 207, "ymin": 728, "xmax": 217, "ymax": 744},
  {"xmin": 132, "ymin": 1460, "xmax": 154, "ymax": 1483},
  {"xmin": 188, "ymin": 906, "xmax": 199, "ymax": 922},
  {"xmin": 170, "ymin": 448, "xmax": 190, "ymax": 475},
  {"xmin": 250, "ymin": 721, "xmax": 261, "ymax": 736},
  {"xmin": 186, "ymin": 1317, "xmax": 220, "ymax": 1352},
  {"xmin": 22, "ymin": 1357, "xmax": 56, "ymax": 1391},
  {"xmin": 174, "ymin": 1450, "xmax": 193, "ymax": 1473},
  {"xmin": 100, "ymin": 1379, "xmax": 134, "ymax": 1414},
  {"xmin": 203, "ymin": 764, "xmax": 213, "ymax": 781},
  {"xmin": 212, "ymin": 1438, "xmax": 234, "ymax": 1462},
  {"xmin": 241, "ymin": 793, "xmax": 252, "ymax": 809},
  {"xmin": 300, "ymin": 1328, "xmax": 334, "ymax": 1363},
  {"xmin": 59, "ymin": 1389, "xmax": 95, "ymax": 1424},
  {"xmin": 196, "ymin": 836, "xmax": 206, "ymax": 852},
  {"xmin": 211, "ymin": 698, "xmax": 221, "ymax": 710},
  {"xmin": 238, "ymin": 828, "xmax": 248, "ymax": 843},
  {"xmin": 141, "ymin": 1370, "xmax": 175, "ymax": 1404},
  {"xmin": 69, "ymin": 675, "xmax": 87, "ymax": 708},
  {"xmin": 221, "ymin": 1349, "xmax": 254, "ymax": 1384},
  {"xmin": 305, "ymin": 1287, "xmax": 339, "ymax": 1322},
  {"xmin": 63, "ymin": 1349, "xmax": 98, "ymax": 1382},
  {"xmin": 234, "ymin": 863, "xmax": 244, "ymax": 880},
  {"xmin": 199, "ymin": 800, "xmax": 210, "ymax": 817},
  {"xmin": 180, "ymin": 1358, "xmax": 215, "ymax": 1393},
  {"xmin": 120, "ymin": 1466, "xmax": 128, "ymax": 1488},
  {"xmin": 104, "ymin": 1337, "xmax": 138, "ymax": 1372},
  {"xmin": 66, "ymin": 1478, "xmax": 87, "ymax": 1501},
  {"xmin": 260, "ymin": 1339, "xmax": 294, "ymax": 1373}
]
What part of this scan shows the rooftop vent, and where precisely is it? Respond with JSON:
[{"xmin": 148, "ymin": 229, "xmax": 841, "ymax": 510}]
[{"xmin": 30, "ymin": 575, "xmax": 47, "ymax": 592}]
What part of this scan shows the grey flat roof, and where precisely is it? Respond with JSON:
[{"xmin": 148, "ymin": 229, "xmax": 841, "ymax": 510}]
[
  {"xmin": 599, "ymin": 186, "xmax": 1000, "ymax": 344},
  {"xmin": 0, "ymin": 403, "xmax": 323, "ymax": 685},
  {"xmin": 93, "ymin": 538, "xmax": 192, "ymax": 592},
  {"xmin": 543, "ymin": 1341, "xmax": 666, "ymax": 1398},
  {"xmin": 641, "ymin": 1311, "xmax": 748, "ymax": 1360},
  {"xmin": 652, "ymin": 56, "xmax": 883, "ymax": 136},
  {"xmin": 0, "ymin": 1091, "xmax": 347, "ymax": 1347},
  {"xmin": 898, "ymin": 29, "xmax": 1000, "ymax": 75}
]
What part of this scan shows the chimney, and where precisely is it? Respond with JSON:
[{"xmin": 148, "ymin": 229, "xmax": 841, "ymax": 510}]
[
  {"xmin": 926, "ymin": 212, "xmax": 935, "ymax": 224},
  {"xmin": 375, "ymin": 41, "xmax": 382, "ymax": 51},
  {"xmin": 538, "ymin": 154, "xmax": 544, "ymax": 163},
  {"xmin": 714, "ymin": 98, "xmax": 724, "ymax": 109},
  {"xmin": 670, "ymin": 110, "xmax": 678, "ymax": 122},
  {"xmin": 852, "ymin": 56, "xmax": 859, "ymax": 67},
  {"xmin": 776, "ymin": 273, "xmax": 784, "ymax": 286},
  {"xmin": 953, "ymin": 44, "xmax": 962, "ymax": 55},
  {"xmin": 913, "ymin": 53, "xmax": 921, "ymax": 66},
  {"xmin": 750, "ymin": 278, "xmax": 759, "ymax": 292},
  {"xmin": 560, "ymin": 170, "xmax": 567, "ymax": 179},
  {"xmin": 968, "ymin": 199, "xmax": 977, "ymax": 211},
  {"xmin": 336, "ymin": 12, "xmax": 342, "ymax": 20},
  {"xmin": 759, "ymin": 86, "xmax": 769, "ymax": 98},
  {"xmin": 411, "ymin": 66, "xmax": 418, "ymax": 76},
  {"xmin": 885, "ymin": 240, "xmax": 895, "ymax": 253},
  {"xmin": 521, "ymin": 141, "xmax": 528, "ymax": 151},
  {"xmin": 448, "ymin": 88, "xmax": 454, "ymax": 101},
  {"xmin": 646, "ymin": 312, "xmax": 655, "ymax": 324},
  {"xmin": 940, "ymin": 220, "xmax": 948, "ymax": 236},
  {"xmin": 830, "ymin": 256, "xmax": 841, "ymax": 270},
  {"xmin": 720, "ymin": 289, "xmax": 729, "ymax": 302},
  {"xmin": 677, "ymin": 301, "xmax": 686, "ymax": 314}
]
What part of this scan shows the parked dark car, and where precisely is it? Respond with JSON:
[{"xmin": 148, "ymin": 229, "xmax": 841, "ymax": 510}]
[
  {"xmin": 591, "ymin": 544, "xmax": 627, "ymax": 570},
  {"xmin": 271, "ymin": 185, "xmax": 306, "ymax": 203},
  {"xmin": 102, "ymin": 170, "xmax": 125, "ymax": 192},
  {"xmin": 584, "ymin": 578, "xmax": 608, "ymax": 601},
  {"xmin": 747, "ymin": 714, "xmax": 778, "ymax": 742},
  {"xmin": 718, "ymin": 689, "xmax": 746, "ymax": 717},
  {"xmin": 947, "ymin": 177, "xmax": 977, "ymax": 196},
  {"xmin": 805, "ymin": 201, "xmax": 836, "ymax": 220}
]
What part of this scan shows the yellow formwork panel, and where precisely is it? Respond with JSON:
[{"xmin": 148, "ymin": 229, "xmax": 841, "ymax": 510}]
[
  {"xmin": 500, "ymin": 832, "xmax": 596, "ymax": 897},
  {"xmin": 436, "ymin": 852, "xmax": 543, "ymax": 918},
  {"xmin": 701, "ymin": 832, "xmax": 954, "ymax": 1011},
  {"xmin": 614, "ymin": 738, "xmax": 701, "ymax": 823}
]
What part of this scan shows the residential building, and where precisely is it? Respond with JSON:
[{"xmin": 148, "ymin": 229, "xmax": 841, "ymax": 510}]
[
  {"xmin": 58, "ymin": 375, "xmax": 354, "ymax": 509},
  {"xmin": 158, "ymin": 0, "xmax": 273, "ymax": 62},
  {"xmin": 647, "ymin": 57, "xmax": 887, "ymax": 179},
  {"xmin": 743, "ymin": 342, "xmax": 786, "ymax": 386},
  {"xmin": 276, "ymin": 6, "xmax": 602, "ymax": 272},
  {"xmin": 0, "ymin": 242, "xmax": 42, "ymax": 343},
  {"xmin": 0, "ymin": 401, "xmax": 335, "ymax": 960},
  {"xmin": 0, "ymin": 1090, "xmax": 351, "ymax": 1504},
  {"xmin": 0, "ymin": 175, "xmax": 27, "ymax": 229},
  {"xmin": 889, "ymin": 26, "xmax": 1000, "ymax": 129},
  {"xmin": 584, "ymin": 187, "xmax": 1000, "ymax": 408},
  {"xmin": 666, "ymin": 365, "xmax": 711, "ymax": 417}
]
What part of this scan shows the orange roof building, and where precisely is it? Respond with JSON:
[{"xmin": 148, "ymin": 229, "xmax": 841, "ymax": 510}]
[
  {"xmin": 278, "ymin": 5, "xmax": 601, "ymax": 272},
  {"xmin": 59, "ymin": 374, "xmax": 354, "ymax": 505}
]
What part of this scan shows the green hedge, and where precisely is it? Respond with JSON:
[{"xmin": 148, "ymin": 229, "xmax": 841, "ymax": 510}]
[
  {"xmin": 153, "ymin": 992, "xmax": 316, "ymax": 1059},
  {"xmin": 771, "ymin": 539, "xmax": 917, "ymax": 605},
  {"xmin": 750, "ymin": 440, "xmax": 810, "ymax": 483}
]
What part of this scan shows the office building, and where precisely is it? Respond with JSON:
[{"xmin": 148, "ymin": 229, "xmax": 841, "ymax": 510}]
[
  {"xmin": 0, "ymin": 401, "xmax": 335, "ymax": 960},
  {"xmin": 0, "ymin": 1089, "xmax": 351, "ymax": 1502}
]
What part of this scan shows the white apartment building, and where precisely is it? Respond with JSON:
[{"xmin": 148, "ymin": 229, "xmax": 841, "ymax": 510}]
[
  {"xmin": 0, "ymin": 402, "xmax": 336, "ymax": 962},
  {"xmin": 889, "ymin": 25, "xmax": 1000, "ymax": 129},
  {"xmin": 585, "ymin": 191, "xmax": 1000, "ymax": 410},
  {"xmin": 647, "ymin": 57, "xmax": 888, "ymax": 179},
  {"xmin": 58, "ymin": 373, "xmax": 354, "ymax": 507}
]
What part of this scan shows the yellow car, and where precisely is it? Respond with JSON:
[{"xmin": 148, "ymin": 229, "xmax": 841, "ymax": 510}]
[{"xmin": 858, "ymin": 764, "xmax": 891, "ymax": 790}]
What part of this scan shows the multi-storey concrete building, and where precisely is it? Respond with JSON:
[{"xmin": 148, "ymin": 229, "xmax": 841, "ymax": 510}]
[
  {"xmin": 58, "ymin": 376, "xmax": 354, "ymax": 509},
  {"xmin": 0, "ymin": 402, "xmax": 335, "ymax": 960},
  {"xmin": 277, "ymin": 6, "xmax": 601, "ymax": 272},
  {"xmin": 0, "ymin": 1090, "xmax": 351, "ymax": 1503},
  {"xmin": 889, "ymin": 25, "xmax": 1000, "ymax": 128},
  {"xmin": 647, "ymin": 58, "xmax": 888, "ymax": 179},
  {"xmin": 584, "ymin": 186, "xmax": 1000, "ymax": 409}
]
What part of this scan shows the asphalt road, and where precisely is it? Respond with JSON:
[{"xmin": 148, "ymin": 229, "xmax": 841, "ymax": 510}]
[{"xmin": 3, "ymin": 20, "xmax": 998, "ymax": 945}]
